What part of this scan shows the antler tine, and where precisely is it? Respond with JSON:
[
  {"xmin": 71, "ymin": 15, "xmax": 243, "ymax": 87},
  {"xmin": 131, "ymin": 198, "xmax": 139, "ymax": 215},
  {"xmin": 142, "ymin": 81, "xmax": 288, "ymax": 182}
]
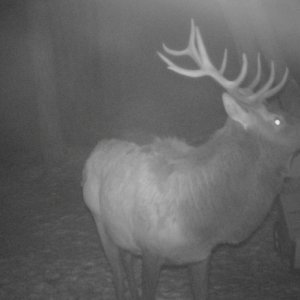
[
  {"xmin": 248, "ymin": 61, "xmax": 276, "ymax": 101},
  {"xmin": 194, "ymin": 22, "xmax": 212, "ymax": 69},
  {"xmin": 231, "ymin": 53, "xmax": 248, "ymax": 88},
  {"xmin": 157, "ymin": 20, "xmax": 209, "ymax": 78},
  {"xmin": 160, "ymin": 19, "xmax": 198, "ymax": 60},
  {"xmin": 219, "ymin": 49, "xmax": 228, "ymax": 75},
  {"xmin": 259, "ymin": 62, "xmax": 275, "ymax": 92},
  {"xmin": 158, "ymin": 47, "xmax": 207, "ymax": 78},
  {"xmin": 190, "ymin": 19, "xmax": 204, "ymax": 66},
  {"xmin": 263, "ymin": 67, "xmax": 289, "ymax": 99},
  {"xmin": 247, "ymin": 53, "xmax": 262, "ymax": 91}
]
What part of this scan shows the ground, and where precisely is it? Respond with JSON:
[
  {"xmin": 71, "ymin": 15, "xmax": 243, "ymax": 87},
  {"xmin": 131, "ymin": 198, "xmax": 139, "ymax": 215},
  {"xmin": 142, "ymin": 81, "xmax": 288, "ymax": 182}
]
[{"xmin": 0, "ymin": 148, "xmax": 299, "ymax": 300}]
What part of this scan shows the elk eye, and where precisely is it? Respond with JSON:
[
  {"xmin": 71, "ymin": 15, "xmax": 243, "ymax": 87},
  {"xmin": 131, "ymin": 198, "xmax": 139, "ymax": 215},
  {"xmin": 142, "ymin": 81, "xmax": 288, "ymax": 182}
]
[
  {"xmin": 274, "ymin": 118, "xmax": 281, "ymax": 126},
  {"xmin": 273, "ymin": 116, "xmax": 285, "ymax": 127}
]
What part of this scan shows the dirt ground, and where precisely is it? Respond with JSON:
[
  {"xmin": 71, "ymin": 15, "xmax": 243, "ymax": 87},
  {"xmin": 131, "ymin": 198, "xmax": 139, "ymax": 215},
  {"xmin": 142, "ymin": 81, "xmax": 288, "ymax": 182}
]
[{"xmin": 0, "ymin": 148, "xmax": 299, "ymax": 300}]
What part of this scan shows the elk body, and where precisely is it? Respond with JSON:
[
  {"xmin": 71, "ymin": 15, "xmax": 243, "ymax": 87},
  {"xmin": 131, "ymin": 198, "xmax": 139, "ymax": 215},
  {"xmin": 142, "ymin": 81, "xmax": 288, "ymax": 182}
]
[{"xmin": 82, "ymin": 20, "xmax": 300, "ymax": 300}]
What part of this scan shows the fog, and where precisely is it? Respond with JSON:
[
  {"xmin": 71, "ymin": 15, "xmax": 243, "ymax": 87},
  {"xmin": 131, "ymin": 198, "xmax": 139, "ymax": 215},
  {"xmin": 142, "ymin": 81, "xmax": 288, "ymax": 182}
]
[{"xmin": 0, "ymin": 0, "xmax": 300, "ymax": 165}]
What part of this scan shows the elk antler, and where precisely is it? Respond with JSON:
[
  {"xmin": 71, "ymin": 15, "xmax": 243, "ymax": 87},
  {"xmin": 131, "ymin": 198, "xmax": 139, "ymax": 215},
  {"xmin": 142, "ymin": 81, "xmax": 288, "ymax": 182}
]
[{"xmin": 158, "ymin": 19, "xmax": 289, "ymax": 102}]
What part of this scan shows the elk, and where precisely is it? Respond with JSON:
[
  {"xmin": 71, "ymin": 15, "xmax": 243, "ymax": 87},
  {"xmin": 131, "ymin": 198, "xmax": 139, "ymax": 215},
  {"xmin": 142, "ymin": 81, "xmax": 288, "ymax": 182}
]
[{"xmin": 82, "ymin": 20, "xmax": 300, "ymax": 300}]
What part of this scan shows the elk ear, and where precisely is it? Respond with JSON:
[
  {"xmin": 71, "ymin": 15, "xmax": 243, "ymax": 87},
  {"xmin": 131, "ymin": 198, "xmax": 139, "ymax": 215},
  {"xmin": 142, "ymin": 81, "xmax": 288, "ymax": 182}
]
[{"xmin": 222, "ymin": 93, "xmax": 250, "ymax": 129}]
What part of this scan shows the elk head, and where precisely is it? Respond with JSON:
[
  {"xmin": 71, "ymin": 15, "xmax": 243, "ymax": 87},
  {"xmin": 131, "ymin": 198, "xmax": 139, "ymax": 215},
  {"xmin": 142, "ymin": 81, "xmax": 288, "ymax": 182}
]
[{"xmin": 158, "ymin": 20, "xmax": 299, "ymax": 156}]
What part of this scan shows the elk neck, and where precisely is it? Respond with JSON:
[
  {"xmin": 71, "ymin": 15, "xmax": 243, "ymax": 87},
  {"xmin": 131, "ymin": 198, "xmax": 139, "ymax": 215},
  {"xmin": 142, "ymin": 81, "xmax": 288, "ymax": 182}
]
[{"xmin": 177, "ymin": 118, "xmax": 291, "ymax": 247}]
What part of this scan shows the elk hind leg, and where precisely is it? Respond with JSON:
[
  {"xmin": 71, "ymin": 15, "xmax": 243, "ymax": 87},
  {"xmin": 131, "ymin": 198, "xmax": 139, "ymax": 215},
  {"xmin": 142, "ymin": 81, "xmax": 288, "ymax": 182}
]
[
  {"xmin": 122, "ymin": 251, "xmax": 140, "ymax": 300},
  {"xmin": 141, "ymin": 250, "xmax": 163, "ymax": 300},
  {"xmin": 188, "ymin": 256, "xmax": 210, "ymax": 300},
  {"xmin": 95, "ymin": 219, "xmax": 125, "ymax": 300}
]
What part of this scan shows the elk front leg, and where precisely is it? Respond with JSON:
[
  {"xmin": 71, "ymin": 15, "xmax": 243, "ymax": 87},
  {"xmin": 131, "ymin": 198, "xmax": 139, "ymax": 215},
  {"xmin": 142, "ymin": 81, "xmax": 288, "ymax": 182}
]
[{"xmin": 188, "ymin": 256, "xmax": 210, "ymax": 300}]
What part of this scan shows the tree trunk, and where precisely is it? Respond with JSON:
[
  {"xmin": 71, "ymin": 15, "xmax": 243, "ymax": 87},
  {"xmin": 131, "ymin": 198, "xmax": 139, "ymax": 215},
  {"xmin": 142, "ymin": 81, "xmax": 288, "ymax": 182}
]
[{"xmin": 26, "ymin": 0, "xmax": 64, "ymax": 166}]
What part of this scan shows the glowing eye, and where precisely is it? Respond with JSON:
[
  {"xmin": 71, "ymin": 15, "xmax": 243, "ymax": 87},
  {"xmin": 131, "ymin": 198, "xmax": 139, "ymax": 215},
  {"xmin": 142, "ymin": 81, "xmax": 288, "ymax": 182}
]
[{"xmin": 274, "ymin": 118, "xmax": 281, "ymax": 126}]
